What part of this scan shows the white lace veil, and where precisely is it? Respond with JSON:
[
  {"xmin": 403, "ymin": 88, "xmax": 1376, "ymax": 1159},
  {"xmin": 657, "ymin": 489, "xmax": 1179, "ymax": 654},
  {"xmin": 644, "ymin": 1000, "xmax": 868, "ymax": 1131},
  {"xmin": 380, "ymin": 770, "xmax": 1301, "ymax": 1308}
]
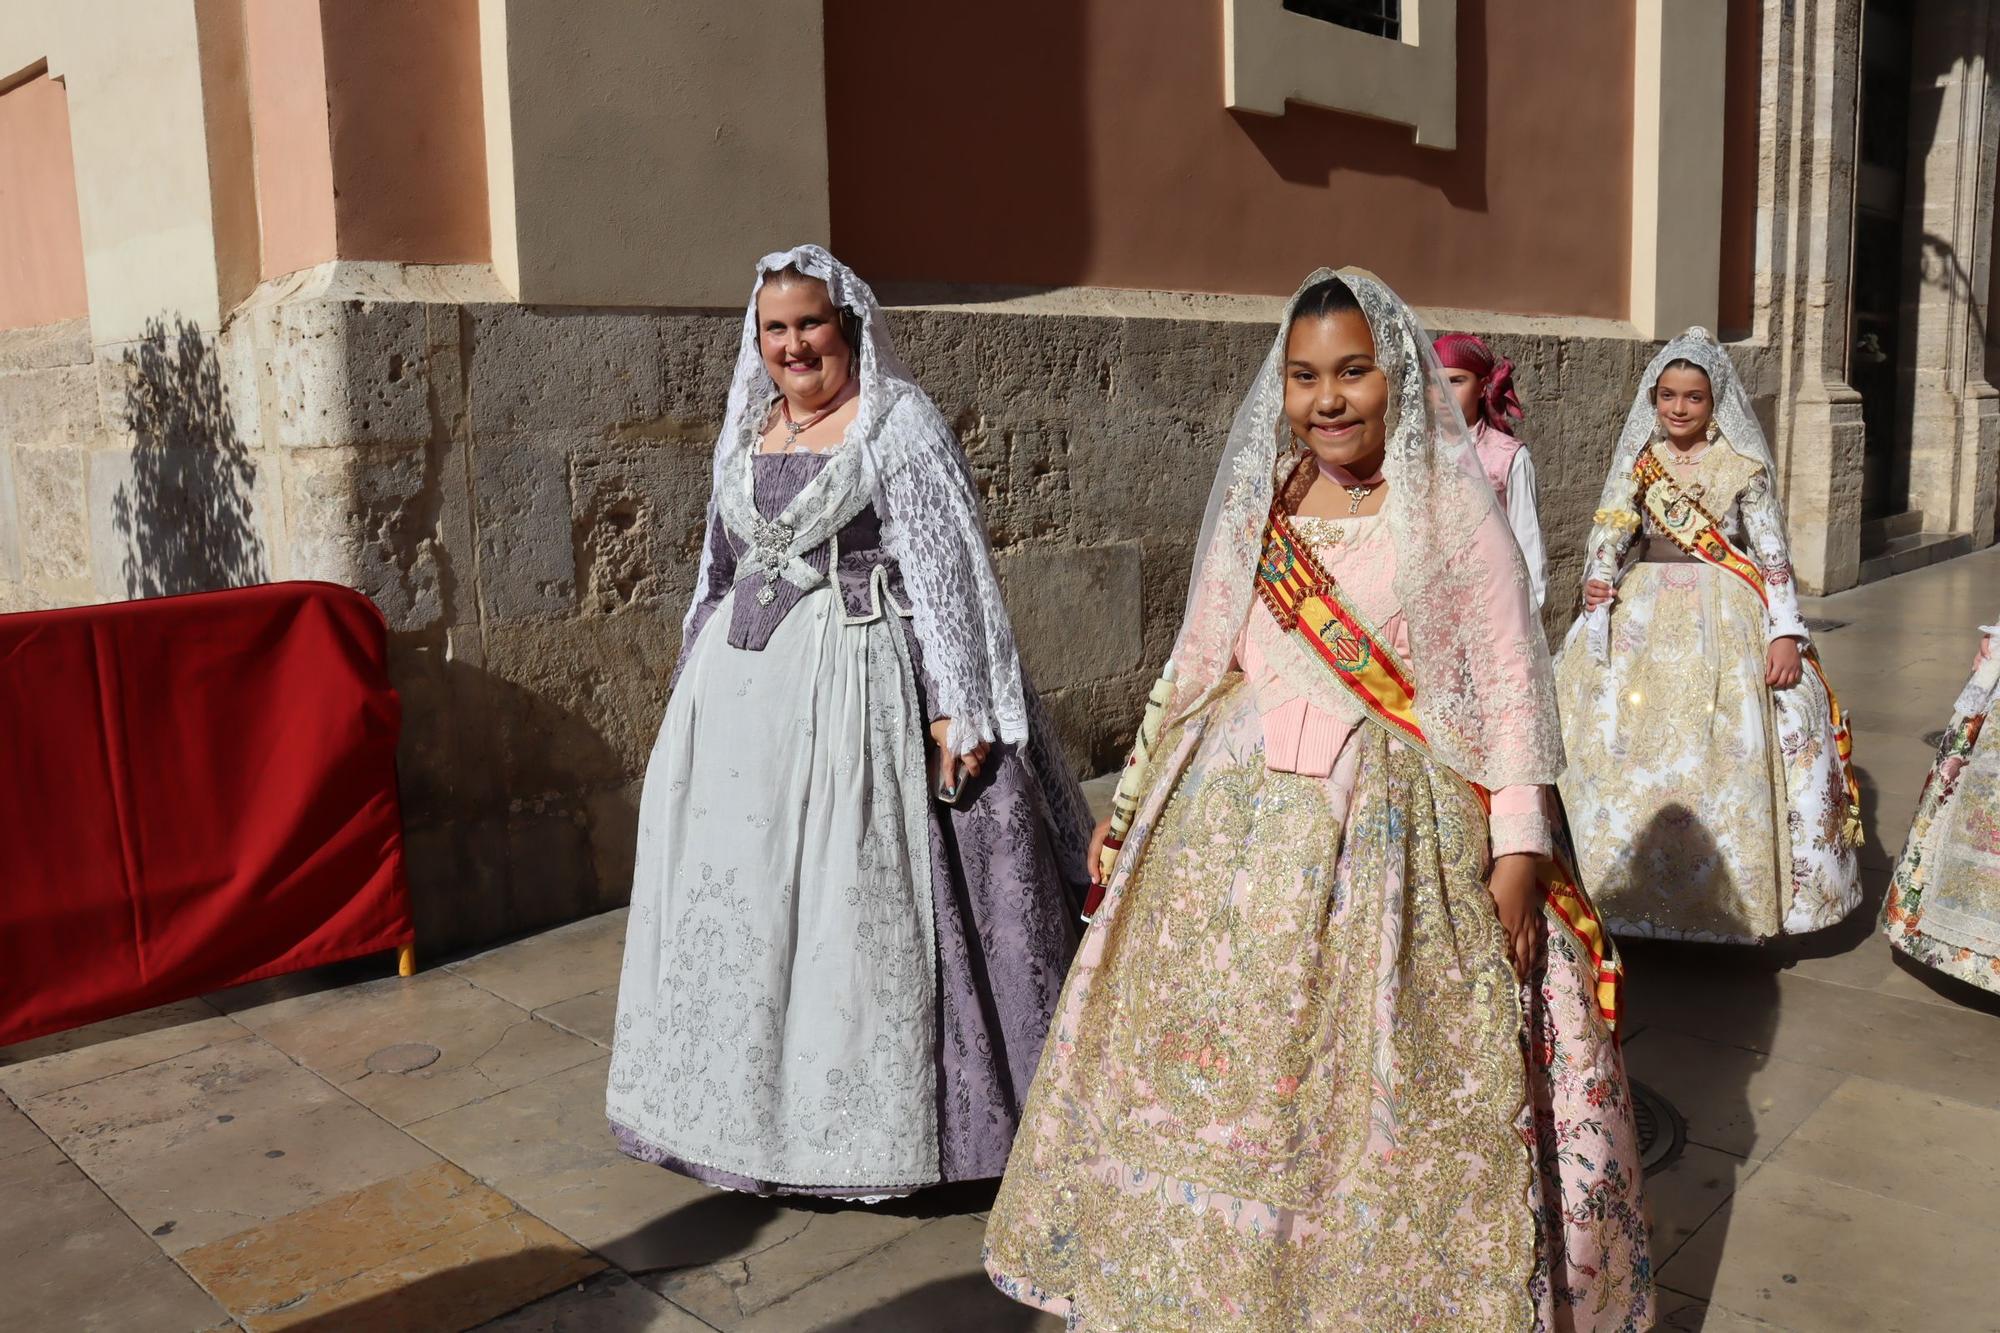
[
  {"xmin": 1591, "ymin": 327, "xmax": 1785, "ymax": 529},
  {"xmin": 1165, "ymin": 267, "xmax": 1564, "ymax": 791},
  {"xmin": 687, "ymin": 245, "xmax": 1029, "ymax": 751}
]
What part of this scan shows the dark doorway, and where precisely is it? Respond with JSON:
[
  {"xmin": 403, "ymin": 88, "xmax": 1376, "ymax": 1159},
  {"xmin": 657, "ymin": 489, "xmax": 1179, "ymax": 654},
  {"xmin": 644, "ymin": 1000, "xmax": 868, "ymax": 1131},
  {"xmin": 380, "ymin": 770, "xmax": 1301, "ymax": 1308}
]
[{"xmin": 1851, "ymin": 0, "xmax": 1915, "ymax": 522}]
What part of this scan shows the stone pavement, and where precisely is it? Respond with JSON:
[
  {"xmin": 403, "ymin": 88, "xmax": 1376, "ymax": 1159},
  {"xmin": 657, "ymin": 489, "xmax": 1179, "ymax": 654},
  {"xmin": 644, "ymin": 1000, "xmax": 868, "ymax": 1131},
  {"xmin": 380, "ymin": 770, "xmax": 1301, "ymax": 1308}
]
[{"xmin": 5, "ymin": 547, "xmax": 2000, "ymax": 1332}]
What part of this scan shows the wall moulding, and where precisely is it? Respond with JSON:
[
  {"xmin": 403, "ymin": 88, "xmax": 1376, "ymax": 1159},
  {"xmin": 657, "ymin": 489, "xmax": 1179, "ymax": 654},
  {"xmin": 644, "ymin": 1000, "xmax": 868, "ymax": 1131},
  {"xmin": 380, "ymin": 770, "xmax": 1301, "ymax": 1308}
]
[{"xmin": 1223, "ymin": 0, "xmax": 1457, "ymax": 150}]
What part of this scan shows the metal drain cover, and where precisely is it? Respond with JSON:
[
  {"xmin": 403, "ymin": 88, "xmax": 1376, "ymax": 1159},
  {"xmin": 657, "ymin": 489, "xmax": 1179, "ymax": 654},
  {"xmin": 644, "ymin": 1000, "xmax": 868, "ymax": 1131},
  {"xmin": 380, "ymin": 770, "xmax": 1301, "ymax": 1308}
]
[
  {"xmin": 1631, "ymin": 1079, "xmax": 1685, "ymax": 1175},
  {"xmin": 1804, "ymin": 616, "xmax": 1849, "ymax": 634}
]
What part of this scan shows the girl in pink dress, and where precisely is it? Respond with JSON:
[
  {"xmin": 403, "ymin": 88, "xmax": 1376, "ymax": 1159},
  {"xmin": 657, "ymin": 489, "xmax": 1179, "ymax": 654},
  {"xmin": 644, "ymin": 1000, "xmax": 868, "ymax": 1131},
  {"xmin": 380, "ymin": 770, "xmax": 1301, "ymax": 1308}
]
[
  {"xmin": 983, "ymin": 269, "xmax": 1651, "ymax": 1330},
  {"xmin": 1436, "ymin": 332, "xmax": 1549, "ymax": 609}
]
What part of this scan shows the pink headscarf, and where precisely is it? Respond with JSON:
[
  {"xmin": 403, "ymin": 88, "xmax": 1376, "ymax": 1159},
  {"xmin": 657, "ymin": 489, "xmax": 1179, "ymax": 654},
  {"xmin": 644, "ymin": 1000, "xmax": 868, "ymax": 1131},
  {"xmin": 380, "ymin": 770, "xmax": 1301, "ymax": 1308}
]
[{"xmin": 1432, "ymin": 332, "xmax": 1524, "ymax": 431}]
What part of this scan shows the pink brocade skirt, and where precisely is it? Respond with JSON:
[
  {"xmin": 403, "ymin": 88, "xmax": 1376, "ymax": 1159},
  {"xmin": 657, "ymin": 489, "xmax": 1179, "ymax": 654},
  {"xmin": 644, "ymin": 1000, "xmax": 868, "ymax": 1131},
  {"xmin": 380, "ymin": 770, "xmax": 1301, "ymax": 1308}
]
[{"xmin": 982, "ymin": 678, "xmax": 1653, "ymax": 1331}]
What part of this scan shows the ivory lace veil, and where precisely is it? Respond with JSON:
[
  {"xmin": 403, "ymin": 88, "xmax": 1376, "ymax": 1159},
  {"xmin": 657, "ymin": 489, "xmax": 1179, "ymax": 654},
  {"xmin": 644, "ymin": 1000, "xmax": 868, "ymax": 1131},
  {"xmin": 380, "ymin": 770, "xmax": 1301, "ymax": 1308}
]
[{"xmin": 1166, "ymin": 267, "xmax": 1564, "ymax": 792}]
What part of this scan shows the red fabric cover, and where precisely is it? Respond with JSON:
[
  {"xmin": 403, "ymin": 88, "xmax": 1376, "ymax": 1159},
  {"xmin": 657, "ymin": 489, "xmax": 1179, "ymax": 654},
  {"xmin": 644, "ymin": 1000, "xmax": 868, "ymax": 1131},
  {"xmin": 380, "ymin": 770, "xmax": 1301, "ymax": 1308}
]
[{"xmin": 0, "ymin": 581, "xmax": 413, "ymax": 1047}]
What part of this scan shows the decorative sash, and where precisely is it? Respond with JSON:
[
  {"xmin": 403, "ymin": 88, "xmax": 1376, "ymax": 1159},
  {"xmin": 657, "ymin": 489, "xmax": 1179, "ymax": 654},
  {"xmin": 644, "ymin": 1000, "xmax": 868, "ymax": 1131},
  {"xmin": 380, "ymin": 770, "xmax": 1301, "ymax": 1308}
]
[
  {"xmin": 1256, "ymin": 504, "xmax": 1624, "ymax": 1032},
  {"xmin": 1632, "ymin": 449, "xmax": 1865, "ymax": 845}
]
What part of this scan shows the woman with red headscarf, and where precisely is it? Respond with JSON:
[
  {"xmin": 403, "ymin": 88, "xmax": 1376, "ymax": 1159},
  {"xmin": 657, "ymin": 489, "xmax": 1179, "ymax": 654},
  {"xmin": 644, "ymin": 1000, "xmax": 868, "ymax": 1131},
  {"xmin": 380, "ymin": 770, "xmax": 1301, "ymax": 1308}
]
[{"xmin": 1434, "ymin": 332, "xmax": 1547, "ymax": 608}]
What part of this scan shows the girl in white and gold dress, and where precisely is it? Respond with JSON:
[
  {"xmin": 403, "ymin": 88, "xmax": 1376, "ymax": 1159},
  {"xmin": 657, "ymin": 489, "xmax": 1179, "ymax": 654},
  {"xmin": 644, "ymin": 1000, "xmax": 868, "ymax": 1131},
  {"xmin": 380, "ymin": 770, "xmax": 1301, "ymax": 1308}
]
[
  {"xmin": 1555, "ymin": 329, "xmax": 1862, "ymax": 942},
  {"xmin": 1883, "ymin": 617, "xmax": 2000, "ymax": 991}
]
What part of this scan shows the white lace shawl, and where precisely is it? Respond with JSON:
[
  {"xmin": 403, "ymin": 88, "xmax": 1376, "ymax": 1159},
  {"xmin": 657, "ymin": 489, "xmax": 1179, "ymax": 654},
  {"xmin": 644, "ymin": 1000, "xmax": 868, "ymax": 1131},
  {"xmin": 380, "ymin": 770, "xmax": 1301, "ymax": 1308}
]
[
  {"xmin": 1165, "ymin": 267, "xmax": 1564, "ymax": 792},
  {"xmin": 685, "ymin": 245, "xmax": 1028, "ymax": 752},
  {"xmin": 1578, "ymin": 327, "xmax": 1795, "ymax": 659}
]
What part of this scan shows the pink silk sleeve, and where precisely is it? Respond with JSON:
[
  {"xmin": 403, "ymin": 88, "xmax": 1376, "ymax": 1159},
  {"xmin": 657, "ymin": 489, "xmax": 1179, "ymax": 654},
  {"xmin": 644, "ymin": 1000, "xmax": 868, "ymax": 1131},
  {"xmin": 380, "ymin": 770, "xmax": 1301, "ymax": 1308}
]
[{"xmin": 1489, "ymin": 784, "xmax": 1553, "ymax": 859}]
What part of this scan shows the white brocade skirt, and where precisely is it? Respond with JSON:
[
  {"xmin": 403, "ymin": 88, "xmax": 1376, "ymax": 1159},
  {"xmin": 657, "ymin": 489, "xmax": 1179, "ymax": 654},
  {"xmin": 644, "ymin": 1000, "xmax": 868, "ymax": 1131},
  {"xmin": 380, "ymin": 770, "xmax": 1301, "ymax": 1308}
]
[
  {"xmin": 606, "ymin": 586, "xmax": 941, "ymax": 1190},
  {"xmin": 1555, "ymin": 562, "xmax": 1860, "ymax": 941}
]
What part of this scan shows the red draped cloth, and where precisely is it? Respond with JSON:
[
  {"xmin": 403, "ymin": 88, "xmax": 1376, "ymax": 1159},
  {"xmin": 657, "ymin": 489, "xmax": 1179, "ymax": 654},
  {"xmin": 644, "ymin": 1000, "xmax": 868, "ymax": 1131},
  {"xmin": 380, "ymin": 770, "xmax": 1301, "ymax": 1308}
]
[{"xmin": 0, "ymin": 581, "xmax": 413, "ymax": 1047}]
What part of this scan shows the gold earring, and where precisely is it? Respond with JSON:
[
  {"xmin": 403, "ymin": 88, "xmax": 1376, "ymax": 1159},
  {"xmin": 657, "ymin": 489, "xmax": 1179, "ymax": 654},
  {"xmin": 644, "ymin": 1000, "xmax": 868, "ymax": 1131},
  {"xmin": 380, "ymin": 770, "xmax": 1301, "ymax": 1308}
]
[{"xmin": 1704, "ymin": 420, "xmax": 1719, "ymax": 443}]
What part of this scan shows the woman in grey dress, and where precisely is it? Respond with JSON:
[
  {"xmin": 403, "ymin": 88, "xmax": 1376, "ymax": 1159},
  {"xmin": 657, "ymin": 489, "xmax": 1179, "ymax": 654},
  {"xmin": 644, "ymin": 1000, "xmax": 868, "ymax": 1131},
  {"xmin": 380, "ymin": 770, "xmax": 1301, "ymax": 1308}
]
[{"xmin": 607, "ymin": 245, "xmax": 1092, "ymax": 1198}]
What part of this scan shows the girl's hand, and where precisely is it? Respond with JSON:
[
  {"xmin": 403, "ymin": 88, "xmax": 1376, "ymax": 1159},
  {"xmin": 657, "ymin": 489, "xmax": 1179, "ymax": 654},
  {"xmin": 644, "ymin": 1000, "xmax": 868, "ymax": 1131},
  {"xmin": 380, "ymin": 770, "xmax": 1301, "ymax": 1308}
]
[
  {"xmin": 1766, "ymin": 637, "xmax": 1803, "ymax": 689},
  {"xmin": 928, "ymin": 718, "xmax": 991, "ymax": 795},
  {"xmin": 1486, "ymin": 853, "xmax": 1543, "ymax": 981},
  {"xmin": 1086, "ymin": 816, "xmax": 1115, "ymax": 886},
  {"xmin": 1584, "ymin": 579, "xmax": 1616, "ymax": 611}
]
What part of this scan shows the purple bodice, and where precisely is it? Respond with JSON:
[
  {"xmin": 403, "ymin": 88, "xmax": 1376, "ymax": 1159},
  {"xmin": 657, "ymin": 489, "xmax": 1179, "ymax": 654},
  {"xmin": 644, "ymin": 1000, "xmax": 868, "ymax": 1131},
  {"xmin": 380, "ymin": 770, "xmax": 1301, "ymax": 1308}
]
[{"xmin": 684, "ymin": 452, "xmax": 914, "ymax": 659}]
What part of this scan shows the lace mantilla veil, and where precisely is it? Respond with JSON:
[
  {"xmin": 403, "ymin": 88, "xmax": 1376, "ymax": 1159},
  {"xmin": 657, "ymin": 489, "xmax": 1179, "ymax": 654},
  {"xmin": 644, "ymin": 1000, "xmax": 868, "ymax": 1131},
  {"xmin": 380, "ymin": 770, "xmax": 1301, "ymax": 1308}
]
[
  {"xmin": 1165, "ymin": 267, "xmax": 1565, "ymax": 792},
  {"xmin": 1579, "ymin": 327, "xmax": 1788, "ymax": 658},
  {"xmin": 686, "ymin": 245, "xmax": 1028, "ymax": 753},
  {"xmin": 1589, "ymin": 327, "xmax": 1787, "ymax": 530}
]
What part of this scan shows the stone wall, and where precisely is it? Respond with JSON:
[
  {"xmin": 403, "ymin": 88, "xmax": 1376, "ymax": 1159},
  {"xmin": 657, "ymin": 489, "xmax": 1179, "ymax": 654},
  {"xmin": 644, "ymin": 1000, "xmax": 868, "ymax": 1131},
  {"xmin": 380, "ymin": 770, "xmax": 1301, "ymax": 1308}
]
[{"xmin": 0, "ymin": 268, "xmax": 1778, "ymax": 953}]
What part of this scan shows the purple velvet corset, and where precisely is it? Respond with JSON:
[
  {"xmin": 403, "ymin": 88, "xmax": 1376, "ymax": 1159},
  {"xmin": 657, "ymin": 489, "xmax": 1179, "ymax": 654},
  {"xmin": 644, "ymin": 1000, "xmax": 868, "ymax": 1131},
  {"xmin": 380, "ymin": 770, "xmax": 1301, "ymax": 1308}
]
[{"xmin": 695, "ymin": 452, "xmax": 911, "ymax": 656}]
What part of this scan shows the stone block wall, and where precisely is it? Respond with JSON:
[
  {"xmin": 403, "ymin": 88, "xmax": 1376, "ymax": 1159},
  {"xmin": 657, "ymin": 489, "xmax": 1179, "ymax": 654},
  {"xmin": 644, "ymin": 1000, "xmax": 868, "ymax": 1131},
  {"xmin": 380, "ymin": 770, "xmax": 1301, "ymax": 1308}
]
[{"xmin": 0, "ymin": 273, "xmax": 1774, "ymax": 953}]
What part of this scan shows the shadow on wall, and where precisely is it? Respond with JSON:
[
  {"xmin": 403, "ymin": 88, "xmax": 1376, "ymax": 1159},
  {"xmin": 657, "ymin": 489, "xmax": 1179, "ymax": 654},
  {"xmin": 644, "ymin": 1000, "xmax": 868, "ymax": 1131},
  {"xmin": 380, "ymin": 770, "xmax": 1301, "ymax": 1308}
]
[
  {"xmin": 1232, "ymin": 0, "xmax": 1489, "ymax": 211},
  {"xmin": 112, "ymin": 316, "xmax": 266, "ymax": 598}
]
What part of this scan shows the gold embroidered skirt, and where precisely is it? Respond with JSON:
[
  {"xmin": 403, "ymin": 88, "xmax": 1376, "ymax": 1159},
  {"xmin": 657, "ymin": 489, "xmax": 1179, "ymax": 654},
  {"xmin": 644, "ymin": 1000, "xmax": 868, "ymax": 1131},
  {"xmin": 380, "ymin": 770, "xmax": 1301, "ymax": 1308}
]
[
  {"xmin": 983, "ymin": 678, "xmax": 1651, "ymax": 1331},
  {"xmin": 1556, "ymin": 562, "xmax": 1861, "ymax": 941}
]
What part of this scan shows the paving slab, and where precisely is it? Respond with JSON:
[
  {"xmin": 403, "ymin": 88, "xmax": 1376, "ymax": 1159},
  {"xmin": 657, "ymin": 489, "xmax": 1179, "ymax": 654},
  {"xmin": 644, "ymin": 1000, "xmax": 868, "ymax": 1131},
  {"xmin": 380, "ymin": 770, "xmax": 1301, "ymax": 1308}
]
[
  {"xmin": 1659, "ymin": 1161, "xmax": 1998, "ymax": 1332},
  {"xmin": 0, "ymin": 1091, "xmax": 50, "ymax": 1161},
  {"xmin": 535, "ymin": 987, "xmax": 617, "ymax": 1048},
  {"xmin": 476, "ymin": 1271, "xmax": 713, "ymax": 1331},
  {"xmin": 1781, "ymin": 926, "xmax": 1899, "ymax": 993},
  {"xmin": 0, "ymin": 1140, "xmax": 234, "ymax": 1332},
  {"xmin": 1642, "ymin": 1143, "xmax": 1760, "ymax": 1269},
  {"xmin": 1655, "ymin": 1286, "xmax": 1793, "ymax": 1331},
  {"xmin": 642, "ymin": 1202, "xmax": 928, "ymax": 1327},
  {"xmin": 1623, "ymin": 1030, "xmax": 1844, "ymax": 1160},
  {"xmin": 448, "ymin": 909, "xmax": 629, "ymax": 1012},
  {"xmin": 732, "ymin": 1215, "xmax": 1062, "ymax": 1333},
  {"xmin": 406, "ymin": 1056, "xmax": 716, "ymax": 1270},
  {"xmin": 22, "ymin": 1034, "xmax": 436, "ymax": 1254},
  {"xmin": 180, "ymin": 1162, "xmax": 600, "ymax": 1332},
  {"xmin": 1765, "ymin": 1076, "xmax": 2000, "ymax": 1219},
  {"xmin": 0, "ymin": 998, "xmax": 252, "ymax": 1102},
  {"xmin": 1618, "ymin": 949, "xmax": 2000, "ymax": 1111},
  {"xmin": 225, "ymin": 970, "xmax": 603, "ymax": 1126}
]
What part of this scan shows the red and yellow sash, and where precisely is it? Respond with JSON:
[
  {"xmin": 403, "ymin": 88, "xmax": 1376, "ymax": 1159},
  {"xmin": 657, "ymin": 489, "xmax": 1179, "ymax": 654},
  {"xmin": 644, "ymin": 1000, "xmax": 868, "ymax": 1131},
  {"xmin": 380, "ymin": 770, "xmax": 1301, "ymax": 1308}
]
[
  {"xmin": 1256, "ymin": 504, "xmax": 1624, "ymax": 1032},
  {"xmin": 1632, "ymin": 450, "xmax": 1864, "ymax": 845}
]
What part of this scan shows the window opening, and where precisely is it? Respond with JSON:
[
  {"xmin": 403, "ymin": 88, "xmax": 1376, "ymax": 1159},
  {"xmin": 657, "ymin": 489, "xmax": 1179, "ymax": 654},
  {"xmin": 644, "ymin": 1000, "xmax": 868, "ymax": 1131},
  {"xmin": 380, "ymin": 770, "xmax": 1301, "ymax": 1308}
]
[{"xmin": 1282, "ymin": 0, "xmax": 1401, "ymax": 40}]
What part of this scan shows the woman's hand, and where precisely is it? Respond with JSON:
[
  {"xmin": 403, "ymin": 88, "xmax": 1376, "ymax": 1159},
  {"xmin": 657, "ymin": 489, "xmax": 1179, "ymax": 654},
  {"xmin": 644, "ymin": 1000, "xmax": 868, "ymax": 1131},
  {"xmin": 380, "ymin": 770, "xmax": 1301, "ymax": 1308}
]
[
  {"xmin": 1486, "ymin": 853, "xmax": 1543, "ymax": 981},
  {"xmin": 928, "ymin": 718, "xmax": 991, "ymax": 795},
  {"xmin": 1766, "ymin": 636, "xmax": 1804, "ymax": 689},
  {"xmin": 1086, "ymin": 816, "xmax": 1115, "ymax": 886},
  {"xmin": 1584, "ymin": 579, "xmax": 1616, "ymax": 611}
]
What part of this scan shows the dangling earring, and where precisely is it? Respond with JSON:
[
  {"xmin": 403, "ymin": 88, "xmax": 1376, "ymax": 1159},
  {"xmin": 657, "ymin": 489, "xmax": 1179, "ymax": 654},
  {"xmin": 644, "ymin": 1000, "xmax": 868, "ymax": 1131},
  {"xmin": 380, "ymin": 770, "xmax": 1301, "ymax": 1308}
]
[{"xmin": 1704, "ymin": 420, "xmax": 1719, "ymax": 444}]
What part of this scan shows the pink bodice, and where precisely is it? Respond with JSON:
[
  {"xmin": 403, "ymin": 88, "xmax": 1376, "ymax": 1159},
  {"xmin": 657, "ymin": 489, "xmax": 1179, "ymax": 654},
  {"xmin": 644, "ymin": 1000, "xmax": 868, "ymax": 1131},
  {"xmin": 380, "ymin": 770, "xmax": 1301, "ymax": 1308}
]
[
  {"xmin": 1234, "ymin": 514, "xmax": 1548, "ymax": 856},
  {"xmin": 1472, "ymin": 421, "xmax": 1525, "ymax": 505}
]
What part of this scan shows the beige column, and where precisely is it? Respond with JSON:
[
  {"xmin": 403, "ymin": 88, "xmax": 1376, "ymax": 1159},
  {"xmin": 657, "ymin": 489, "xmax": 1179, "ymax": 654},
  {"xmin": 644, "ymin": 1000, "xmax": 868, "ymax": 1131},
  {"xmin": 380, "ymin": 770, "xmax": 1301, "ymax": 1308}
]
[
  {"xmin": 0, "ymin": 0, "xmax": 255, "ymax": 340},
  {"xmin": 1759, "ymin": 0, "xmax": 1867, "ymax": 593},
  {"xmin": 1630, "ymin": 0, "xmax": 1729, "ymax": 340},
  {"xmin": 477, "ymin": 0, "xmax": 829, "ymax": 307},
  {"xmin": 1900, "ymin": 3, "xmax": 2000, "ymax": 545}
]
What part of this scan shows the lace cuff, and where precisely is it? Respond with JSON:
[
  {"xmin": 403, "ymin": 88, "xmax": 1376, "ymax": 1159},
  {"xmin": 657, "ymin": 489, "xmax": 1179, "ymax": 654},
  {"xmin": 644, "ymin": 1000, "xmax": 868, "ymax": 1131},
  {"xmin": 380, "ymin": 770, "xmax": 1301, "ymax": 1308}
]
[
  {"xmin": 1488, "ymin": 785, "xmax": 1553, "ymax": 859},
  {"xmin": 944, "ymin": 712, "xmax": 996, "ymax": 757}
]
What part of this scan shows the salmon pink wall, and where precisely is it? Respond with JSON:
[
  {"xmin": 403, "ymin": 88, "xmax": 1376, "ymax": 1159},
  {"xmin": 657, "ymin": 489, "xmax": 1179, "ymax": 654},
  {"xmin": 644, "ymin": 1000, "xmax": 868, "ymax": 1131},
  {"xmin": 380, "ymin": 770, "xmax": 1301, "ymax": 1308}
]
[
  {"xmin": 826, "ymin": 0, "xmax": 1637, "ymax": 319},
  {"xmin": 246, "ymin": 0, "xmax": 486, "ymax": 281},
  {"xmin": 246, "ymin": 0, "xmax": 336, "ymax": 281},
  {"xmin": 0, "ymin": 72, "xmax": 89, "ymax": 330},
  {"xmin": 320, "ymin": 0, "xmax": 488, "ymax": 263}
]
